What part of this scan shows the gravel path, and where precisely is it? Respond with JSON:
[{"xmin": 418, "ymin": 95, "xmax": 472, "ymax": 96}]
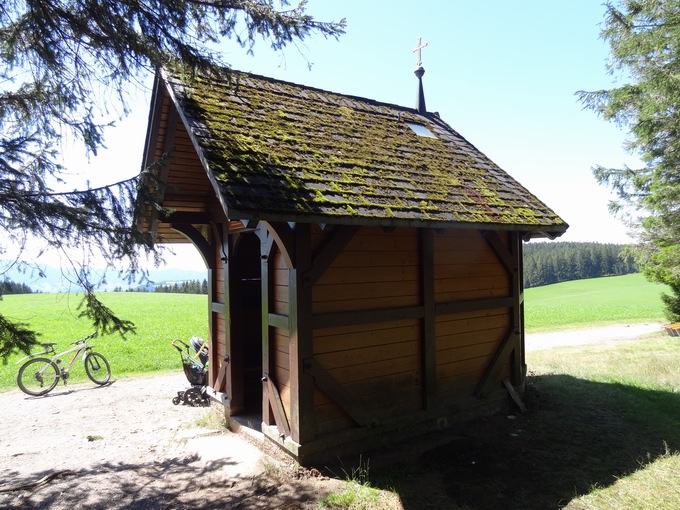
[
  {"xmin": 0, "ymin": 373, "xmax": 338, "ymax": 509},
  {"xmin": 525, "ymin": 322, "xmax": 664, "ymax": 351}
]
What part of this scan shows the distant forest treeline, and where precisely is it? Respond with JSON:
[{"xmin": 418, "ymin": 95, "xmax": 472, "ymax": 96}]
[
  {"xmin": 4, "ymin": 244, "xmax": 637, "ymax": 294},
  {"xmin": 154, "ymin": 279, "xmax": 208, "ymax": 294},
  {"xmin": 1, "ymin": 280, "xmax": 34, "ymax": 295},
  {"xmin": 524, "ymin": 242, "xmax": 638, "ymax": 288},
  {"xmin": 113, "ymin": 279, "xmax": 209, "ymax": 294}
]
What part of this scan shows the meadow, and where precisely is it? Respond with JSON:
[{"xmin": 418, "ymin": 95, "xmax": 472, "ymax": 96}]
[
  {"xmin": 0, "ymin": 292, "xmax": 208, "ymax": 389},
  {"xmin": 524, "ymin": 272, "xmax": 667, "ymax": 331},
  {"xmin": 0, "ymin": 272, "xmax": 668, "ymax": 389}
]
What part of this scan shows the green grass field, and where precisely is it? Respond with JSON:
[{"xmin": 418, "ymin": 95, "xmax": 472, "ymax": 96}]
[
  {"xmin": 0, "ymin": 292, "xmax": 208, "ymax": 389},
  {"xmin": 524, "ymin": 273, "xmax": 668, "ymax": 332},
  {"xmin": 0, "ymin": 273, "xmax": 669, "ymax": 389}
]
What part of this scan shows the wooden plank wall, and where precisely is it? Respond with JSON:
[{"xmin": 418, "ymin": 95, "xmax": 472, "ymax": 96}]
[
  {"xmin": 434, "ymin": 230, "xmax": 512, "ymax": 399},
  {"xmin": 211, "ymin": 236, "xmax": 227, "ymax": 392},
  {"xmin": 270, "ymin": 245, "xmax": 292, "ymax": 426},
  {"xmin": 311, "ymin": 227, "xmax": 422, "ymax": 435},
  {"xmin": 312, "ymin": 227, "xmax": 420, "ymax": 313},
  {"xmin": 162, "ymin": 122, "xmax": 212, "ymax": 216},
  {"xmin": 147, "ymin": 92, "xmax": 213, "ymax": 243}
]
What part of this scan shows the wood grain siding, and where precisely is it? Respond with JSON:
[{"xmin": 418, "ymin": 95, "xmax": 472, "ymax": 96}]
[
  {"xmin": 312, "ymin": 227, "xmax": 419, "ymax": 314},
  {"xmin": 269, "ymin": 244, "xmax": 292, "ymax": 426},
  {"xmin": 271, "ymin": 247, "xmax": 290, "ymax": 316},
  {"xmin": 433, "ymin": 230, "xmax": 510, "ymax": 302},
  {"xmin": 312, "ymin": 317, "xmax": 422, "ymax": 434},
  {"xmin": 308, "ymin": 227, "xmax": 422, "ymax": 433},
  {"xmin": 214, "ymin": 243, "xmax": 226, "ymax": 303},
  {"xmin": 271, "ymin": 327, "xmax": 292, "ymax": 412},
  {"xmin": 435, "ymin": 308, "xmax": 511, "ymax": 395},
  {"xmin": 433, "ymin": 229, "xmax": 513, "ymax": 398}
]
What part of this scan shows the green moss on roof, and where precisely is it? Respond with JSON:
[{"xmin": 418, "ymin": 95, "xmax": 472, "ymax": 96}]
[{"xmin": 166, "ymin": 69, "xmax": 567, "ymax": 233}]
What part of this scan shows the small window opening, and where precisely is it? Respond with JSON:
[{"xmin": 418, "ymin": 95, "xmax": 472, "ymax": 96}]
[{"xmin": 406, "ymin": 122, "xmax": 437, "ymax": 138}]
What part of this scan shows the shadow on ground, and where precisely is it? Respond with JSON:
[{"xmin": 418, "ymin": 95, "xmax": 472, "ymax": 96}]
[
  {"xmin": 0, "ymin": 454, "xmax": 321, "ymax": 510},
  {"xmin": 331, "ymin": 374, "xmax": 680, "ymax": 510}
]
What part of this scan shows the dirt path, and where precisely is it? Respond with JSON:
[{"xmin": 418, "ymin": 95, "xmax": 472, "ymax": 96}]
[
  {"xmin": 526, "ymin": 322, "xmax": 663, "ymax": 351},
  {"xmin": 0, "ymin": 373, "xmax": 344, "ymax": 509},
  {"xmin": 0, "ymin": 323, "xmax": 666, "ymax": 509}
]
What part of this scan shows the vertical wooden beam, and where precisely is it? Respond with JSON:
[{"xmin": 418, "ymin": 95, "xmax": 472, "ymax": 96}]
[
  {"xmin": 289, "ymin": 223, "xmax": 315, "ymax": 444},
  {"xmin": 420, "ymin": 229, "xmax": 437, "ymax": 408},
  {"xmin": 208, "ymin": 223, "xmax": 221, "ymax": 390},
  {"xmin": 218, "ymin": 223, "xmax": 235, "ymax": 404},
  {"xmin": 510, "ymin": 232, "xmax": 525, "ymax": 386},
  {"xmin": 257, "ymin": 226, "xmax": 275, "ymax": 426},
  {"xmin": 207, "ymin": 258, "xmax": 219, "ymax": 392},
  {"xmin": 226, "ymin": 232, "xmax": 244, "ymax": 413},
  {"xmin": 206, "ymin": 225, "xmax": 217, "ymax": 391}
]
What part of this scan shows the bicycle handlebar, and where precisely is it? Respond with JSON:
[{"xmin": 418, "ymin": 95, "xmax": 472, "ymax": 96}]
[{"xmin": 71, "ymin": 332, "xmax": 98, "ymax": 345}]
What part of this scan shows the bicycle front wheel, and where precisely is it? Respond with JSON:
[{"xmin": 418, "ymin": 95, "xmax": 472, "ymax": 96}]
[
  {"xmin": 17, "ymin": 357, "xmax": 60, "ymax": 396},
  {"xmin": 84, "ymin": 352, "xmax": 111, "ymax": 385}
]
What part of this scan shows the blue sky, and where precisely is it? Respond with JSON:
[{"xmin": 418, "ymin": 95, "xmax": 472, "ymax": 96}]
[{"xmin": 62, "ymin": 1, "xmax": 641, "ymax": 269}]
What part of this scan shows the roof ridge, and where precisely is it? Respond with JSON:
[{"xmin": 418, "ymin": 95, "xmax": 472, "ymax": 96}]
[{"xmin": 169, "ymin": 66, "xmax": 438, "ymax": 120}]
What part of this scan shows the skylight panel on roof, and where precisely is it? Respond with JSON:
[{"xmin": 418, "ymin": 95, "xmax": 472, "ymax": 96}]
[{"xmin": 407, "ymin": 122, "xmax": 436, "ymax": 138}]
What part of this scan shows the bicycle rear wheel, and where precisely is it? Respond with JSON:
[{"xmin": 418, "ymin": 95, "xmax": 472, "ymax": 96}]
[
  {"xmin": 84, "ymin": 352, "xmax": 111, "ymax": 385},
  {"xmin": 17, "ymin": 358, "xmax": 60, "ymax": 396}
]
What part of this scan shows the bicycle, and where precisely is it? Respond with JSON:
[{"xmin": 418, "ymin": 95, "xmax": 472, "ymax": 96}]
[{"xmin": 16, "ymin": 332, "xmax": 111, "ymax": 396}]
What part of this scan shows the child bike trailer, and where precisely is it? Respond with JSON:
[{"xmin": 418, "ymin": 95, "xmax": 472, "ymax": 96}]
[{"xmin": 171, "ymin": 336, "xmax": 210, "ymax": 407}]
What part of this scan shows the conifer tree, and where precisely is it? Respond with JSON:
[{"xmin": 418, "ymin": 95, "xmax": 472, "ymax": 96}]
[
  {"xmin": 0, "ymin": 0, "xmax": 344, "ymax": 360},
  {"xmin": 579, "ymin": 1, "xmax": 680, "ymax": 319}
]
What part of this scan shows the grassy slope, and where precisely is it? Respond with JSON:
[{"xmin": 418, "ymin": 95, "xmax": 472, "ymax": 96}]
[
  {"xmin": 1, "ymin": 292, "xmax": 208, "ymax": 389},
  {"xmin": 524, "ymin": 273, "xmax": 667, "ymax": 332}
]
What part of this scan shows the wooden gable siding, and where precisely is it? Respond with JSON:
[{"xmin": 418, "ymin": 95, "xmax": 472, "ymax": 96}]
[
  {"xmin": 161, "ymin": 122, "xmax": 213, "ymax": 213},
  {"xmin": 145, "ymin": 91, "xmax": 215, "ymax": 243}
]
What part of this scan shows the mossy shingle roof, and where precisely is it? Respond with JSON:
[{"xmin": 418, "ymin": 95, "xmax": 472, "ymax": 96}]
[{"xmin": 162, "ymin": 69, "xmax": 567, "ymax": 237}]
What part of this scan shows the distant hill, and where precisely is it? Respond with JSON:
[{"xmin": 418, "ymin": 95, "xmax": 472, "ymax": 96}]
[{"xmin": 0, "ymin": 261, "xmax": 206, "ymax": 293}]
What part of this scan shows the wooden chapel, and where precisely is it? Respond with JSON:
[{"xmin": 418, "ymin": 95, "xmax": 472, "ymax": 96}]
[{"xmin": 136, "ymin": 60, "xmax": 567, "ymax": 464}]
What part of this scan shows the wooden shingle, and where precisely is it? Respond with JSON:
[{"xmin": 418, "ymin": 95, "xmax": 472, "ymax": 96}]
[{"xmin": 162, "ymin": 69, "xmax": 567, "ymax": 238}]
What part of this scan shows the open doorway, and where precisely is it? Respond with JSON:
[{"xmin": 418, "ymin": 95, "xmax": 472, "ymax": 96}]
[{"xmin": 231, "ymin": 233, "xmax": 263, "ymax": 420}]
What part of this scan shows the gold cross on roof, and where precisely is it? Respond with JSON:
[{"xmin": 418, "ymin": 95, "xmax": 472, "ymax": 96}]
[{"xmin": 413, "ymin": 36, "xmax": 428, "ymax": 68}]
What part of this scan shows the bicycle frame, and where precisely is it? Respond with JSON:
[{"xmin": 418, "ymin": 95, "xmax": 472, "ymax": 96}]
[
  {"xmin": 53, "ymin": 343, "xmax": 92, "ymax": 377},
  {"xmin": 16, "ymin": 333, "xmax": 97, "ymax": 380},
  {"xmin": 16, "ymin": 332, "xmax": 111, "ymax": 396}
]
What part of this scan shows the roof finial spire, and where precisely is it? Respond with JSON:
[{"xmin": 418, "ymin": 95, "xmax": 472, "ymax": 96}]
[
  {"xmin": 412, "ymin": 36, "xmax": 428, "ymax": 114},
  {"xmin": 413, "ymin": 36, "xmax": 428, "ymax": 69}
]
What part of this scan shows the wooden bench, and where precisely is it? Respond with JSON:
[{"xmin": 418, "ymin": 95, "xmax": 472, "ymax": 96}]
[{"xmin": 664, "ymin": 323, "xmax": 680, "ymax": 336}]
